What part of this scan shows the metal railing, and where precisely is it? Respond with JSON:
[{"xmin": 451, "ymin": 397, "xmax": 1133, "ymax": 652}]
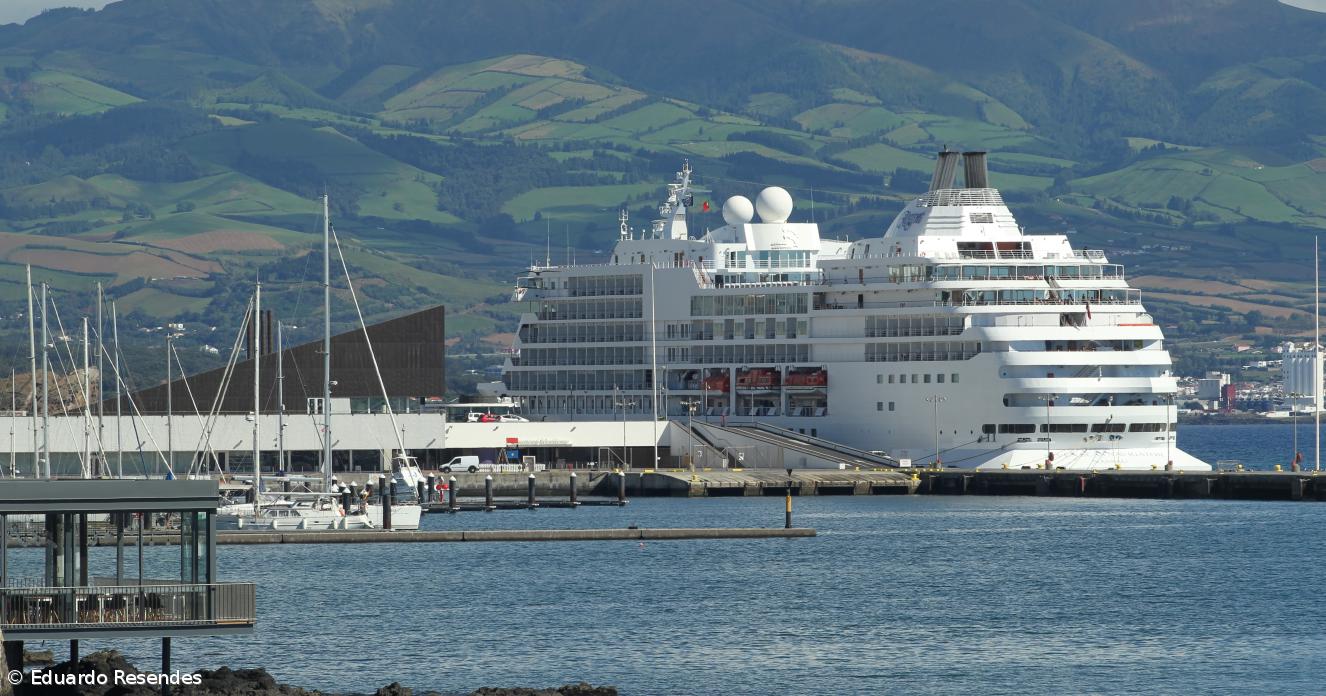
[{"xmin": 0, "ymin": 582, "xmax": 255, "ymax": 630}]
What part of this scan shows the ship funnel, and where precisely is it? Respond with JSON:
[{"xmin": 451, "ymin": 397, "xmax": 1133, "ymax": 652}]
[
  {"xmin": 963, "ymin": 151, "xmax": 989, "ymax": 189},
  {"xmin": 928, "ymin": 148, "xmax": 961, "ymax": 191}
]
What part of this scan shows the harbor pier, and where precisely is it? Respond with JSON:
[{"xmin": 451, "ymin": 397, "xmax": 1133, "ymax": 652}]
[{"xmin": 914, "ymin": 468, "xmax": 1326, "ymax": 501}]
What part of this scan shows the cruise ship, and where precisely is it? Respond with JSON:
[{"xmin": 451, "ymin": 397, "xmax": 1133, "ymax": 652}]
[{"xmin": 505, "ymin": 150, "xmax": 1209, "ymax": 471}]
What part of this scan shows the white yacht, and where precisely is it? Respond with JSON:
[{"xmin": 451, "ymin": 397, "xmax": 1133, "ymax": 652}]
[{"xmin": 505, "ymin": 151, "xmax": 1208, "ymax": 471}]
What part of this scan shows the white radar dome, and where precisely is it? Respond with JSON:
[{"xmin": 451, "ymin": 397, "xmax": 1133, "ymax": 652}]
[
  {"xmin": 755, "ymin": 186, "xmax": 793, "ymax": 223},
  {"xmin": 722, "ymin": 195, "xmax": 755, "ymax": 226}
]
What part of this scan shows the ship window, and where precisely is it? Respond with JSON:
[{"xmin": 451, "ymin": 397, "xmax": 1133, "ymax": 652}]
[
  {"xmin": 951, "ymin": 374, "xmax": 959, "ymax": 383},
  {"xmin": 877, "ymin": 402, "xmax": 884, "ymax": 411},
  {"xmin": 937, "ymin": 374, "xmax": 945, "ymax": 383},
  {"xmin": 910, "ymin": 374, "xmax": 919, "ymax": 383},
  {"xmin": 970, "ymin": 212, "xmax": 994, "ymax": 224},
  {"xmin": 877, "ymin": 375, "xmax": 883, "ymax": 384},
  {"xmin": 998, "ymin": 424, "xmax": 1036, "ymax": 434},
  {"xmin": 982, "ymin": 424, "xmax": 996, "ymax": 434},
  {"xmin": 887, "ymin": 375, "xmax": 894, "ymax": 384},
  {"xmin": 888, "ymin": 402, "xmax": 895, "ymax": 412},
  {"xmin": 923, "ymin": 374, "xmax": 931, "ymax": 384}
]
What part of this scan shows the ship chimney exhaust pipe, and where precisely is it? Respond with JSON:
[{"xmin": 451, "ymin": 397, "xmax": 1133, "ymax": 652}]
[
  {"xmin": 963, "ymin": 151, "xmax": 989, "ymax": 189},
  {"xmin": 928, "ymin": 148, "xmax": 961, "ymax": 191}
]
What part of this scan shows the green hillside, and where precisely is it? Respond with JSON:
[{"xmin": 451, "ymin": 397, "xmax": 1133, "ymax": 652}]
[{"xmin": 0, "ymin": 0, "xmax": 1324, "ymax": 386}]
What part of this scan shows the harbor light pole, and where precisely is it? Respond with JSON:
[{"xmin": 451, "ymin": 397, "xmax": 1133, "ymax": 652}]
[
  {"xmin": 1165, "ymin": 393, "xmax": 1174, "ymax": 470},
  {"xmin": 1040, "ymin": 394, "xmax": 1056, "ymax": 470},
  {"xmin": 1292, "ymin": 392, "xmax": 1301, "ymax": 467},
  {"xmin": 613, "ymin": 386, "xmax": 634, "ymax": 470},
  {"xmin": 924, "ymin": 395, "xmax": 946, "ymax": 468}
]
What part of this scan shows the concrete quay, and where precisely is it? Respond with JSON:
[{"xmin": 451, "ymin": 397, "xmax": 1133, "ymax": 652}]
[
  {"xmin": 341, "ymin": 469, "xmax": 918, "ymax": 498},
  {"xmin": 632, "ymin": 469, "xmax": 916, "ymax": 497},
  {"xmin": 916, "ymin": 468, "xmax": 1326, "ymax": 501}
]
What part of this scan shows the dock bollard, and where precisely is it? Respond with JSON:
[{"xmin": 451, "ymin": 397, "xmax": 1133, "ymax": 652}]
[
  {"xmin": 426, "ymin": 475, "xmax": 436, "ymax": 503},
  {"xmin": 448, "ymin": 475, "xmax": 458, "ymax": 512},
  {"xmin": 528, "ymin": 473, "xmax": 538, "ymax": 509},
  {"xmin": 416, "ymin": 481, "xmax": 426, "ymax": 505},
  {"xmin": 569, "ymin": 471, "xmax": 578, "ymax": 507},
  {"xmin": 484, "ymin": 475, "xmax": 494, "ymax": 511},
  {"xmin": 379, "ymin": 475, "xmax": 392, "ymax": 530},
  {"xmin": 617, "ymin": 470, "xmax": 628, "ymax": 506},
  {"xmin": 340, "ymin": 489, "xmax": 352, "ymax": 517}
]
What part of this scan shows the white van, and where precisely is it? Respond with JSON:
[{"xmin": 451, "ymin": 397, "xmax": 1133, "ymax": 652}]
[{"xmin": 440, "ymin": 456, "xmax": 485, "ymax": 474}]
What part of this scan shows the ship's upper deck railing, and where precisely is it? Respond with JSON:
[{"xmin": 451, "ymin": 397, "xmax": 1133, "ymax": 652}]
[
  {"xmin": 813, "ymin": 289, "xmax": 1141, "ymax": 311},
  {"xmin": 848, "ymin": 249, "xmax": 1107, "ymax": 262},
  {"xmin": 823, "ymin": 263, "xmax": 1124, "ymax": 286}
]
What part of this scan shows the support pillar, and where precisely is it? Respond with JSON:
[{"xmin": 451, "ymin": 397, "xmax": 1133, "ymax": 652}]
[{"xmin": 161, "ymin": 637, "xmax": 172, "ymax": 696}]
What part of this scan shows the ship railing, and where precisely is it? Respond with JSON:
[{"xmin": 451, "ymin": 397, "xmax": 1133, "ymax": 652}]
[
  {"xmin": 813, "ymin": 296, "xmax": 1140, "ymax": 311},
  {"xmin": 822, "ymin": 265, "xmax": 1124, "ymax": 286},
  {"xmin": 864, "ymin": 328, "xmax": 966, "ymax": 338}
]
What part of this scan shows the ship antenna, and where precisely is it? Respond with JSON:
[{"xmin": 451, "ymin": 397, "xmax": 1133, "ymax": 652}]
[
  {"xmin": 619, "ymin": 209, "xmax": 629, "ymax": 240},
  {"xmin": 545, "ymin": 217, "xmax": 550, "ymax": 268}
]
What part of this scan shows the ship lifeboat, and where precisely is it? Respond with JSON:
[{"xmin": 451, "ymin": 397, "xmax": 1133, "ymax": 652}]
[
  {"xmin": 736, "ymin": 368, "xmax": 780, "ymax": 389},
  {"xmin": 702, "ymin": 374, "xmax": 730, "ymax": 392},
  {"xmin": 785, "ymin": 368, "xmax": 827, "ymax": 388}
]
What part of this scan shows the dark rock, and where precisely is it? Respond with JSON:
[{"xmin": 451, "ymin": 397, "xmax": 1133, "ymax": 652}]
[
  {"xmin": 467, "ymin": 686, "xmax": 616, "ymax": 696},
  {"xmin": 372, "ymin": 684, "xmax": 411, "ymax": 696},
  {"xmin": 558, "ymin": 685, "xmax": 617, "ymax": 696},
  {"xmin": 22, "ymin": 649, "xmax": 55, "ymax": 665}
]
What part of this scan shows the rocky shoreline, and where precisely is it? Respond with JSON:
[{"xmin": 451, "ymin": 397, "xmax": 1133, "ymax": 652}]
[{"xmin": 12, "ymin": 651, "xmax": 616, "ymax": 696}]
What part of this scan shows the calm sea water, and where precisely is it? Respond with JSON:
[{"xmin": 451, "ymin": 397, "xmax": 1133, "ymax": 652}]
[{"xmin": 7, "ymin": 424, "xmax": 1325, "ymax": 695}]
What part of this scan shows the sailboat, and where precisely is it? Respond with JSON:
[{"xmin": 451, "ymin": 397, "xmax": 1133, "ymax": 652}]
[{"xmin": 218, "ymin": 195, "xmax": 421, "ymax": 530}]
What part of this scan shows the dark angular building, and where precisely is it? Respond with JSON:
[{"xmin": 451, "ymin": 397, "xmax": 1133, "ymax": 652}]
[{"xmin": 115, "ymin": 305, "xmax": 445, "ymax": 415}]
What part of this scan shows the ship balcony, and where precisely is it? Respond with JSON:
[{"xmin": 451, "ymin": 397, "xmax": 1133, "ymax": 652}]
[{"xmin": 0, "ymin": 580, "xmax": 256, "ymax": 640}]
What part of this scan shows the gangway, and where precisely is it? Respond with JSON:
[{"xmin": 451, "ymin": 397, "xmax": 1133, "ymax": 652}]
[
  {"xmin": 671, "ymin": 421, "xmax": 731, "ymax": 468},
  {"xmin": 694, "ymin": 422, "xmax": 898, "ymax": 469}
]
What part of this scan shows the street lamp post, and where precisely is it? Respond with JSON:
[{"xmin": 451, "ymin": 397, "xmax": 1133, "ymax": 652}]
[
  {"xmin": 613, "ymin": 385, "xmax": 634, "ymax": 469},
  {"xmin": 1291, "ymin": 392, "xmax": 1301, "ymax": 469},
  {"xmin": 1041, "ymin": 394, "xmax": 1056, "ymax": 470},
  {"xmin": 924, "ymin": 395, "xmax": 946, "ymax": 468},
  {"xmin": 1165, "ymin": 393, "xmax": 1174, "ymax": 470}
]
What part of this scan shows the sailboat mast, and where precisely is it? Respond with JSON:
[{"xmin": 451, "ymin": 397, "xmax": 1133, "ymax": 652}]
[
  {"xmin": 40, "ymin": 282, "xmax": 48, "ymax": 478},
  {"xmin": 82, "ymin": 317, "xmax": 90, "ymax": 478},
  {"xmin": 253, "ymin": 281, "xmax": 262, "ymax": 504},
  {"xmin": 96, "ymin": 282, "xmax": 104, "ymax": 476},
  {"xmin": 112, "ymin": 301, "xmax": 122, "ymax": 478},
  {"xmin": 9, "ymin": 368, "xmax": 15, "ymax": 477},
  {"xmin": 1316, "ymin": 235, "xmax": 1320, "ymax": 473},
  {"xmin": 323, "ymin": 195, "xmax": 333, "ymax": 491},
  {"xmin": 26, "ymin": 266, "xmax": 36, "ymax": 477},
  {"xmin": 277, "ymin": 321, "xmax": 285, "ymax": 474},
  {"xmin": 166, "ymin": 332, "xmax": 173, "ymax": 477}
]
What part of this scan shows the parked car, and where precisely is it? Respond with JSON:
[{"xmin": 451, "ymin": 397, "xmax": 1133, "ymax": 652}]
[{"xmin": 440, "ymin": 456, "xmax": 483, "ymax": 474}]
